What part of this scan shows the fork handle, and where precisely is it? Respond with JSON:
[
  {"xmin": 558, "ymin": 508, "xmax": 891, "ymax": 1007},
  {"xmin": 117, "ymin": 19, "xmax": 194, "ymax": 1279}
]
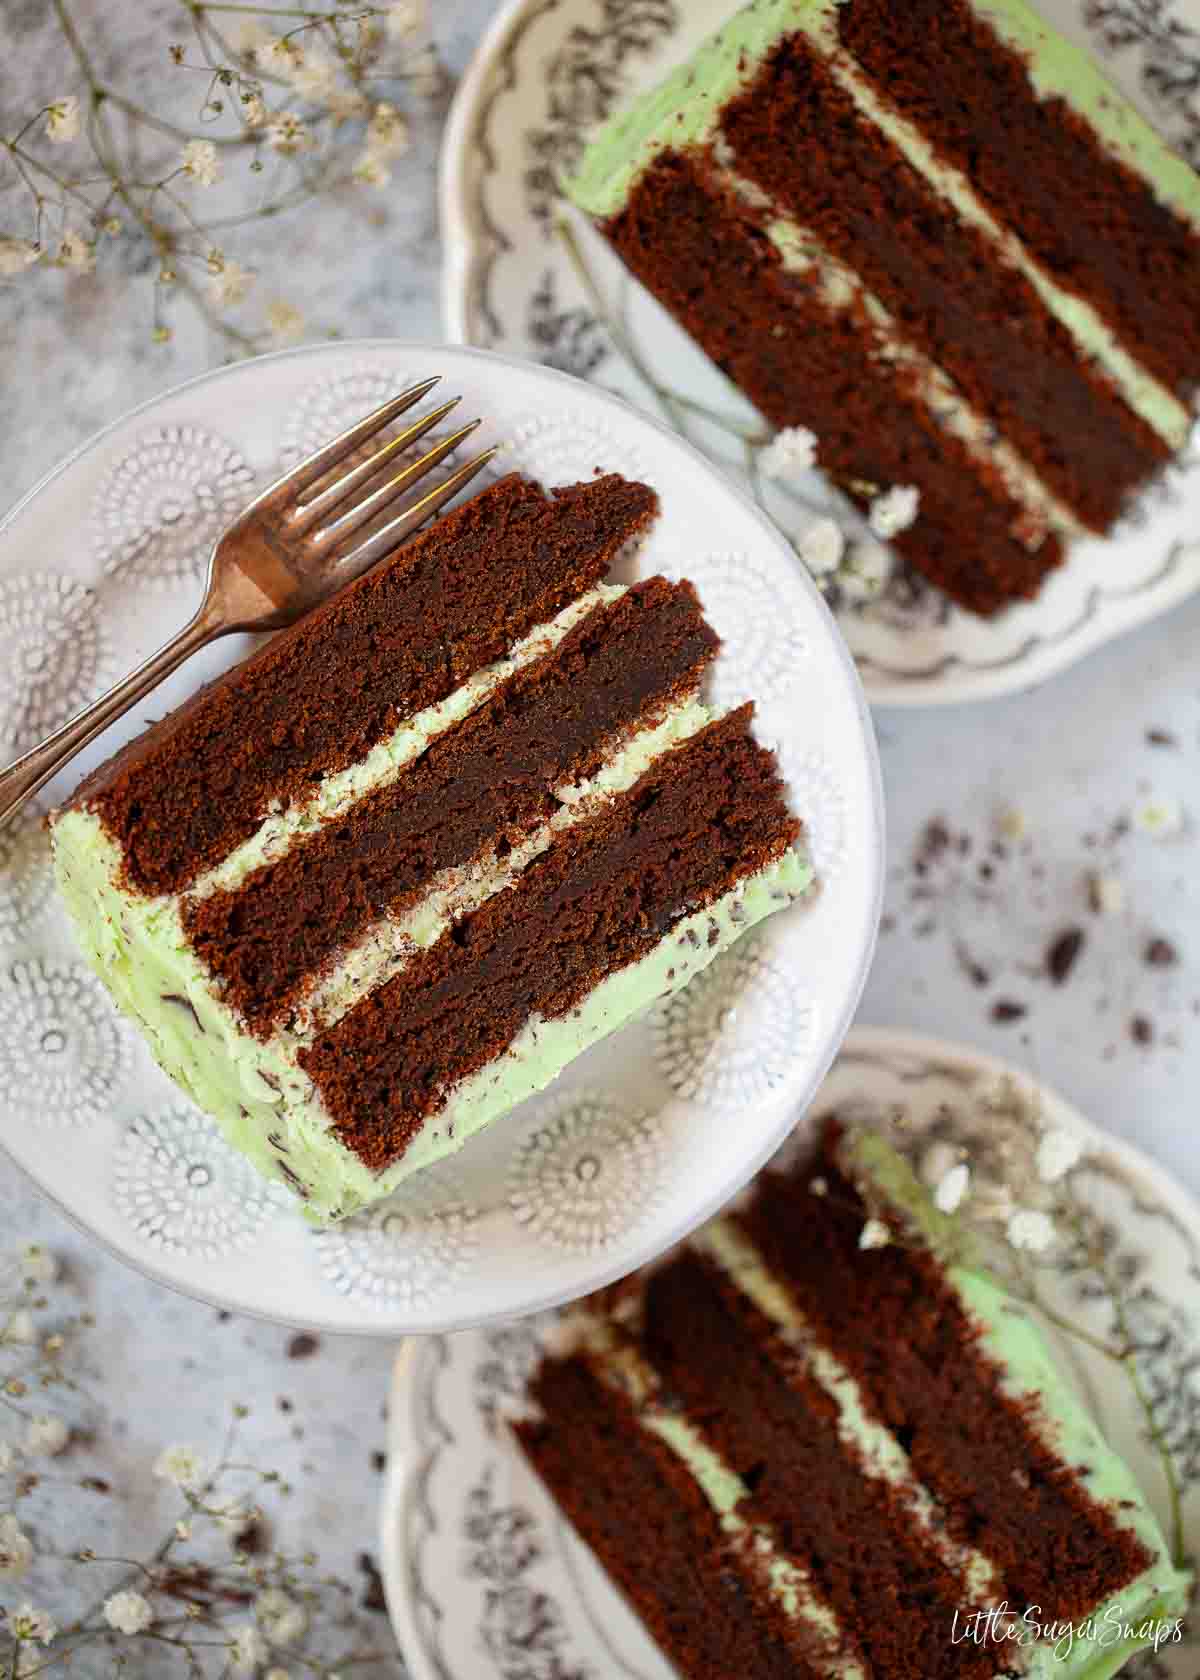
[{"xmin": 0, "ymin": 607, "xmax": 218, "ymax": 832}]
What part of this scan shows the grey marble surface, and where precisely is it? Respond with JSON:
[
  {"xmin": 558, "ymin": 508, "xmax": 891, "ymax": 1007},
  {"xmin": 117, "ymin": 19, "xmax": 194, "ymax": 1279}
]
[{"xmin": 2, "ymin": 0, "xmax": 1200, "ymax": 1670}]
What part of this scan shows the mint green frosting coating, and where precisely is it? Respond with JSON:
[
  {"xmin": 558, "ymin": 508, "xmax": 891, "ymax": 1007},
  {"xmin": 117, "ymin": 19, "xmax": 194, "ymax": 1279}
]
[
  {"xmin": 844, "ymin": 1132, "xmax": 1193, "ymax": 1680},
  {"xmin": 550, "ymin": 1124, "xmax": 1190, "ymax": 1680},
  {"xmin": 51, "ymin": 758, "xmax": 811, "ymax": 1224}
]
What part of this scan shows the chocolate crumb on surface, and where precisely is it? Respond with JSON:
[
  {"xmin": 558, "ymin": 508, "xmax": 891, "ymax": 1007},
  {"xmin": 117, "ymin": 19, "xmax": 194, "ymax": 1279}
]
[
  {"xmin": 991, "ymin": 1000, "xmax": 1028, "ymax": 1024},
  {"xmin": 1145, "ymin": 937, "xmax": 1179, "ymax": 968},
  {"xmin": 1046, "ymin": 927, "xmax": 1086, "ymax": 985},
  {"xmin": 1130, "ymin": 1015, "xmax": 1155, "ymax": 1046},
  {"xmin": 287, "ymin": 1333, "xmax": 320, "ymax": 1360}
]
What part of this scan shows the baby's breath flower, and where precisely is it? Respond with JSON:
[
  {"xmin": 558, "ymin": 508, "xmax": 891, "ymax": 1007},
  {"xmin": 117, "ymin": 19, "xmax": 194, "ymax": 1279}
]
[
  {"xmin": 0, "ymin": 1513, "xmax": 34, "ymax": 1581},
  {"xmin": 154, "ymin": 1443, "xmax": 206, "ymax": 1490},
  {"xmin": 291, "ymin": 59, "xmax": 337, "ymax": 104},
  {"xmin": 1036, "ymin": 1128, "xmax": 1084, "ymax": 1184},
  {"xmin": 933, "ymin": 1162, "xmax": 970, "ymax": 1215},
  {"xmin": 760, "ymin": 424, "xmax": 817, "ymax": 480},
  {"xmin": 10, "ymin": 1603, "xmax": 56, "ymax": 1645},
  {"xmin": 213, "ymin": 1497, "xmax": 252, "ymax": 1538},
  {"xmin": 265, "ymin": 1669, "xmax": 291, "ymax": 1680},
  {"xmin": 795, "ymin": 516, "xmax": 844, "ymax": 578},
  {"xmin": 859, "ymin": 1217, "xmax": 891, "ymax": 1251},
  {"xmin": 101, "ymin": 216, "xmax": 122, "ymax": 236},
  {"xmin": 261, "ymin": 37, "xmax": 305, "ymax": 80},
  {"xmin": 255, "ymin": 1587, "xmax": 308, "ymax": 1646},
  {"xmin": 353, "ymin": 150, "xmax": 391, "ymax": 188},
  {"xmin": 45, "ymin": 95, "xmax": 80, "ymax": 144},
  {"xmin": 869, "ymin": 483, "xmax": 921, "ymax": 539},
  {"xmin": 175, "ymin": 1519, "xmax": 192, "ymax": 1542},
  {"xmin": 809, "ymin": 1176, "xmax": 828, "ymax": 1198},
  {"xmin": 20, "ymin": 1244, "xmax": 58, "ymax": 1285},
  {"xmin": 57, "ymin": 230, "xmax": 95, "ymax": 272},
  {"xmin": 386, "ymin": 0, "xmax": 424, "ymax": 38},
  {"xmin": 1133, "ymin": 791, "xmax": 1183, "ymax": 839},
  {"xmin": 241, "ymin": 91, "xmax": 269, "ymax": 130},
  {"xmin": 326, "ymin": 86, "xmax": 368, "ymax": 125},
  {"xmin": 104, "ymin": 1590, "xmax": 155, "ymax": 1635},
  {"xmin": 267, "ymin": 113, "xmax": 310, "ymax": 156},
  {"xmin": 209, "ymin": 258, "xmax": 254, "ymax": 308},
  {"xmin": 0, "ymin": 237, "xmax": 41, "ymax": 276},
  {"xmin": 0, "ymin": 1443, "xmax": 18, "ymax": 1473},
  {"xmin": 367, "ymin": 101, "xmax": 410, "ymax": 159},
  {"xmin": 266, "ymin": 300, "xmax": 304, "ymax": 344},
  {"xmin": 1007, "ymin": 1208, "xmax": 1056, "ymax": 1254},
  {"xmin": 839, "ymin": 539, "xmax": 891, "ymax": 601},
  {"xmin": 230, "ymin": 1622, "xmax": 269, "ymax": 1675},
  {"xmin": 27, "ymin": 1413, "xmax": 70, "ymax": 1457},
  {"xmin": 181, "ymin": 138, "xmax": 221, "ymax": 187}
]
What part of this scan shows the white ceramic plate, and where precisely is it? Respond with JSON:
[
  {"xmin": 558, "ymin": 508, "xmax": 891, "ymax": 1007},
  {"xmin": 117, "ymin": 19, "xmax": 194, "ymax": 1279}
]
[
  {"xmin": 0, "ymin": 339, "xmax": 881, "ymax": 1333},
  {"xmin": 382, "ymin": 1024, "xmax": 1200, "ymax": 1678},
  {"xmin": 440, "ymin": 0, "xmax": 1200, "ymax": 706}
]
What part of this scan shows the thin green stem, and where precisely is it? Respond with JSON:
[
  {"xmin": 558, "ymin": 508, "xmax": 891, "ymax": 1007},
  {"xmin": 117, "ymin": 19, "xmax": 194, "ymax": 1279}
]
[{"xmin": 102, "ymin": 89, "xmax": 247, "ymax": 147}]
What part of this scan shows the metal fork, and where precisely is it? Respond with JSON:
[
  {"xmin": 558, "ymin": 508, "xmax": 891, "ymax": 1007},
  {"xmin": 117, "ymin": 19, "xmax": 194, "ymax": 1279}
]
[{"xmin": 0, "ymin": 377, "xmax": 497, "ymax": 830}]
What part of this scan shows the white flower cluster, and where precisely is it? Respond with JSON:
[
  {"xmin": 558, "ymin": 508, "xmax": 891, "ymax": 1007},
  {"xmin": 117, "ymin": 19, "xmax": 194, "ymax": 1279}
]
[
  {"xmin": 353, "ymin": 100, "xmax": 411, "ymax": 188},
  {"xmin": 760, "ymin": 425, "xmax": 818, "ymax": 481},
  {"xmin": 103, "ymin": 1591, "xmax": 154, "ymax": 1635},
  {"xmin": 868, "ymin": 483, "xmax": 921, "ymax": 540},
  {"xmin": 45, "ymin": 95, "xmax": 80, "ymax": 144},
  {"xmin": 153, "ymin": 1442, "xmax": 207, "ymax": 1490},
  {"xmin": 0, "ymin": 1513, "xmax": 33, "ymax": 1582},
  {"xmin": 182, "ymin": 137, "xmax": 221, "ymax": 187}
]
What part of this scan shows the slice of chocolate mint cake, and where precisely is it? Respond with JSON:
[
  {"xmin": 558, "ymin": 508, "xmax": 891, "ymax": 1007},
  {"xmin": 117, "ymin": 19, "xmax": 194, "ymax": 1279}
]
[
  {"xmin": 517, "ymin": 1118, "xmax": 1191, "ymax": 1679},
  {"xmin": 567, "ymin": 0, "xmax": 1200, "ymax": 615},
  {"xmin": 51, "ymin": 472, "xmax": 812, "ymax": 1223}
]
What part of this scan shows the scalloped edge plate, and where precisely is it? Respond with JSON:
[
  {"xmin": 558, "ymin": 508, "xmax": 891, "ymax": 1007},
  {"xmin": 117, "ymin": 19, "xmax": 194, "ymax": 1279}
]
[
  {"xmin": 0, "ymin": 339, "xmax": 882, "ymax": 1334},
  {"xmin": 381, "ymin": 1023, "xmax": 1200, "ymax": 1677},
  {"xmin": 439, "ymin": 0, "xmax": 1200, "ymax": 707}
]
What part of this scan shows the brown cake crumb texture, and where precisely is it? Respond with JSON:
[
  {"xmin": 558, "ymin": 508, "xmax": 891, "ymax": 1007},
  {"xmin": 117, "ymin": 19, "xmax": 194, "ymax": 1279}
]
[
  {"xmin": 517, "ymin": 1118, "xmax": 1153, "ymax": 1680},
  {"xmin": 837, "ymin": 0, "xmax": 1200, "ymax": 403},
  {"xmin": 520, "ymin": 1356, "xmax": 831, "ymax": 1680},
  {"xmin": 183, "ymin": 578, "xmax": 719, "ymax": 1036},
  {"xmin": 720, "ymin": 35, "xmax": 1169, "ymax": 530},
  {"xmin": 604, "ymin": 151, "xmax": 1064, "ymax": 615},
  {"xmin": 73, "ymin": 473, "xmax": 659, "ymax": 896},
  {"xmin": 300, "ymin": 707, "xmax": 800, "ymax": 1171},
  {"xmin": 737, "ymin": 1122, "xmax": 1152, "ymax": 1619}
]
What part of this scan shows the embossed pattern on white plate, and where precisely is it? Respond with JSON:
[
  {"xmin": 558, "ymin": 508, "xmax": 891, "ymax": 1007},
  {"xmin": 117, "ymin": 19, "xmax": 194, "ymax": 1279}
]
[
  {"xmin": 495, "ymin": 410, "xmax": 650, "ymax": 489},
  {"xmin": 0, "ymin": 959, "xmax": 132, "ymax": 1127},
  {"xmin": 507, "ymin": 1088, "xmax": 666, "ymax": 1255},
  {"xmin": 772, "ymin": 747, "xmax": 849, "ymax": 880},
  {"xmin": 278, "ymin": 362, "xmax": 418, "ymax": 468},
  {"xmin": 0, "ymin": 807, "xmax": 54, "ymax": 944},
  {"xmin": 651, "ymin": 933, "xmax": 816, "ymax": 1107},
  {"xmin": 314, "ymin": 1170, "xmax": 482, "ymax": 1311},
  {"xmin": 92, "ymin": 423, "xmax": 254, "ymax": 587},
  {"xmin": 0, "ymin": 575, "xmax": 112, "ymax": 753},
  {"xmin": 113, "ymin": 1105, "xmax": 288, "ymax": 1260}
]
